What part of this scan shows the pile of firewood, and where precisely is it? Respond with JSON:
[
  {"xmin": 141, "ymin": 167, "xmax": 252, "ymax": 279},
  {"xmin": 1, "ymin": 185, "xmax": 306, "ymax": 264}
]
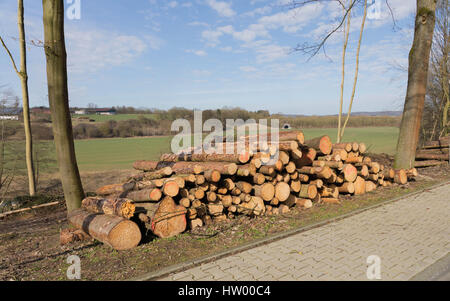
[
  {"xmin": 65, "ymin": 131, "xmax": 418, "ymax": 250},
  {"xmin": 415, "ymin": 136, "xmax": 449, "ymax": 168}
]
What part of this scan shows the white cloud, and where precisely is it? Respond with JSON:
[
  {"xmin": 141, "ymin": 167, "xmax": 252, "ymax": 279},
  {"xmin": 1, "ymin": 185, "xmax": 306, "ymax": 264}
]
[
  {"xmin": 188, "ymin": 21, "xmax": 210, "ymax": 27},
  {"xmin": 205, "ymin": 0, "xmax": 236, "ymax": 18},
  {"xmin": 144, "ymin": 34, "xmax": 165, "ymax": 50},
  {"xmin": 201, "ymin": 29, "xmax": 224, "ymax": 46},
  {"xmin": 242, "ymin": 5, "xmax": 272, "ymax": 18},
  {"xmin": 259, "ymin": 2, "xmax": 324, "ymax": 33},
  {"xmin": 65, "ymin": 29, "xmax": 148, "ymax": 73},
  {"xmin": 254, "ymin": 44, "xmax": 290, "ymax": 63},
  {"xmin": 186, "ymin": 49, "xmax": 208, "ymax": 56}
]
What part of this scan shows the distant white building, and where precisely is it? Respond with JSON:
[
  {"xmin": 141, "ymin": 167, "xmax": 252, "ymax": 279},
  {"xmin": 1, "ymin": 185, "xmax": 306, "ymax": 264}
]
[
  {"xmin": 0, "ymin": 115, "xmax": 19, "ymax": 121},
  {"xmin": 74, "ymin": 109, "xmax": 87, "ymax": 115},
  {"xmin": 0, "ymin": 108, "xmax": 21, "ymax": 121}
]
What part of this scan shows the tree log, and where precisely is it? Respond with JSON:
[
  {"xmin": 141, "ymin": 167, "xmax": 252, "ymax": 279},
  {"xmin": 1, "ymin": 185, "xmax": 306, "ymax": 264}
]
[
  {"xmin": 414, "ymin": 160, "xmax": 448, "ymax": 167},
  {"xmin": 68, "ymin": 209, "xmax": 141, "ymax": 250},
  {"xmin": 254, "ymin": 183, "xmax": 275, "ymax": 201},
  {"xmin": 321, "ymin": 198, "xmax": 341, "ymax": 204},
  {"xmin": 415, "ymin": 152, "xmax": 449, "ymax": 161},
  {"xmin": 394, "ymin": 169, "xmax": 407, "ymax": 184},
  {"xmin": 295, "ymin": 198, "xmax": 313, "ymax": 208},
  {"xmin": 333, "ymin": 143, "xmax": 352, "ymax": 152},
  {"xmin": 354, "ymin": 176, "xmax": 366, "ymax": 195},
  {"xmin": 305, "ymin": 135, "xmax": 333, "ymax": 155},
  {"xmin": 275, "ymin": 182, "xmax": 291, "ymax": 202},
  {"xmin": 294, "ymin": 147, "xmax": 317, "ymax": 167},
  {"xmin": 81, "ymin": 197, "xmax": 135, "ymax": 219},
  {"xmin": 337, "ymin": 182, "xmax": 355, "ymax": 194},
  {"xmin": 299, "ymin": 184, "xmax": 318, "ymax": 199},
  {"xmin": 150, "ymin": 196, "xmax": 187, "ymax": 238},
  {"xmin": 125, "ymin": 188, "xmax": 162, "ymax": 202},
  {"xmin": 237, "ymin": 196, "xmax": 265, "ymax": 216},
  {"xmin": 365, "ymin": 181, "xmax": 377, "ymax": 192}
]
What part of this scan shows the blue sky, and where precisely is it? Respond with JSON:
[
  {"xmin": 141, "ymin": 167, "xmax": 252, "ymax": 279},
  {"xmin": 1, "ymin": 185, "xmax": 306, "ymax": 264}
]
[{"xmin": 0, "ymin": 0, "xmax": 417, "ymax": 115}]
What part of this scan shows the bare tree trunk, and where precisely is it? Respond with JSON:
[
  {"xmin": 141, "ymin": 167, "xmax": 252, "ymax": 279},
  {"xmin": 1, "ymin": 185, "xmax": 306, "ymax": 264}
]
[
  {"xmin": 394, "ymin": 0, "xmax": 437, "ymax": 169},
  {"xmin": 337, "ymin": 0, "xmax": 352, "ymax": 143},
  {"xmin": 18, "ymin": 0, "xmax": 36, "ymax": 196},
  {"xmin": 42, "ymin": 0, "xmax": 85, "ymax": 212},
  {"xmin": 0, "ymin": 0, "xmax": 36, "ymax": 196},
  {"xmin": 340, "ymin": 0, "xmax": 368, "ymax": 141}
]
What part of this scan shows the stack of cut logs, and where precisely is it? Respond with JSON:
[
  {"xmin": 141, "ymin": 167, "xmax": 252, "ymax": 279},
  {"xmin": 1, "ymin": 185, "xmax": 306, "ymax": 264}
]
[
  {"xmin": 415, "ymin": 136, "xmax": 449, "ymax": 168},
  {"xmin": 66, "ymin": 131, "xmax": 418, "ymax": 250}
]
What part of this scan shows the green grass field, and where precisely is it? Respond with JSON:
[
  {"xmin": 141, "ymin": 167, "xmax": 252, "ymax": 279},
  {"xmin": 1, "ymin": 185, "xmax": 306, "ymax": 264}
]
[
  {"xmin": 301, "ymin": 127, "xmax": 399, "ymax": 154},
  {"xmin": 72, "ymin": 127, "xmax": 398, "ymax": 171},
  {"xmin": 8, "ymin": 127, "xmax": 399, "ymax": 173}
]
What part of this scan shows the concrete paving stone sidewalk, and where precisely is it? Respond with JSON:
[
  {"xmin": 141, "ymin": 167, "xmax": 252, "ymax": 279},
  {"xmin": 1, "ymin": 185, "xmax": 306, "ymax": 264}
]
[{"xmin": 159, "ymin": 183, "xmax": 450, "ymax": 281}]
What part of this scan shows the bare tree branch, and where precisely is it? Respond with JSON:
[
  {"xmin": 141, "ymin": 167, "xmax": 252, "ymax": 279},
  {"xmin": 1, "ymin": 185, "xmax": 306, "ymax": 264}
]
[
  {"xmin": 291, "ymin": 0, "xmax": 359, "ymax": 59},
  {"xmin": 0, "ymin": 36, "xmax": 20, "ymax": 76}
]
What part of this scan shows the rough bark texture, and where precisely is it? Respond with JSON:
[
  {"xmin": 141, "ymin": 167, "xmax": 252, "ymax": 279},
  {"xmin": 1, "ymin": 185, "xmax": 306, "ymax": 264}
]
[
  {"xmin": 395, "ymin": 0, "xmax": 437, "ymax": 169},
  {"xmin": 43, "ymin": 0, "xmax": 85, "ymax": 212},
  {"xmin": 81, "ymin": 197, "xmax": 135, "ymax": 219}
]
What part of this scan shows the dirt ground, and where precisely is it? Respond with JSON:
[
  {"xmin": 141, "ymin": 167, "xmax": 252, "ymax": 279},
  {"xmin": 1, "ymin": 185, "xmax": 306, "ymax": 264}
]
[{"xmin": 0, "ymin": 160, "xmax": 448, "ymax": 281}]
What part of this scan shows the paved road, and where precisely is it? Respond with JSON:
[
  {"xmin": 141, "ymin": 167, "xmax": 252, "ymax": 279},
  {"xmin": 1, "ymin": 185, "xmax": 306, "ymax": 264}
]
[{"xmin": 160, "ymin": 183, "xmax": 450, "ymax": 281}]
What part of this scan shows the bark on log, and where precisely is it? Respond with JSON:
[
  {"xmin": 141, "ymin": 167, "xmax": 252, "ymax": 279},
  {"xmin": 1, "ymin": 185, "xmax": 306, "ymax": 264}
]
[
  {"xmin": 96, "ymin": 182, "xmax": 135, "ymax": 196},
  {"xmin": 160, "ymin": 152, "xmax": 251, "ymax": 164},
  {"xmin": 295, "ymin": 198, "xmax": 313, "ymax": 208},
  {"xmin": 299, "ymin": 184, "xmax": 318, "ymax": 199},
  {"xmin": 124, "ymin": 188, "xmax": 162, "ymax": 202},
  {"xmin": 68, "ymin": 209, "xmax": 141, "ymax": 250},
  {"xmin": 333, "ymin": 143, "xmax": 352, "ymax": 152},
  {"xmin": 294, "ymin": 147, "xmax": 317, "ymax": 167},
  {"xmin": 60, "ymin": 228, "xmax": 90, "ymax": 245},
  {"xmin": 142, "ymin": 167, "xmax": 173, "ymax": 180},
  {"xmin": 321, "ymin": 198, "xmax": 341, "ymax": 204},
  {"xmin": 240, "ymin": 130, "xmax": 305, "ymax": 144},
  {"xmin": 414, "ymin": 160, "xmax": 448, "ymax": 167},
  {"xmin": 81, "ymin": 197, "xmax": 135, "ymax": 219},
  {"xmin": 421, "ymin": 136, "xmax": 449, "ymax": 149},
  {"xmin": 415, "ymin": 152, "xmax": 449, "ymax": 161}
]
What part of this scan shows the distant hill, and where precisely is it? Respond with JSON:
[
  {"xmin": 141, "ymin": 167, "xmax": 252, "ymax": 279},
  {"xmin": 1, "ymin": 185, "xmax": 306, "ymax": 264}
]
[{"xmin": 281, "ymin": 111, "xmax": 402, "ymax": 117}]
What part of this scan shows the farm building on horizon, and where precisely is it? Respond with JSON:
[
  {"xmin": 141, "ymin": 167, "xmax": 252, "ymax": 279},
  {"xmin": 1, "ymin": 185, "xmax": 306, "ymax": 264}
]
[
  {"xmin": 73, "ymin": 108, "xmax": 117, "ymax": 115},
  {"xmin": 0, "ymin": 107, "xmax": 22, "ymax": 120}
]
